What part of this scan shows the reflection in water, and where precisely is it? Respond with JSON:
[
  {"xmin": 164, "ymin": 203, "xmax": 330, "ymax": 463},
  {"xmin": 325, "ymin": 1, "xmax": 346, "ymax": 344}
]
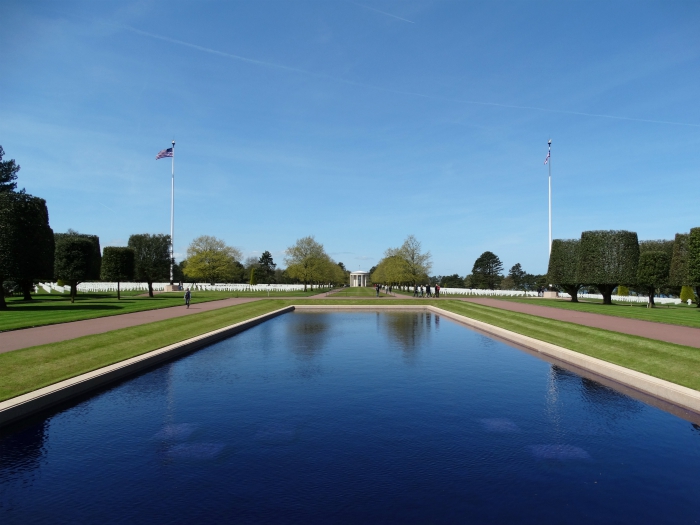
[
  {"xmin": 551, "ymin": 365, "xmax": 642, "ymax": 420},
  {"xmin": 0, "ymin": 421, "xmax": 47, "ymax": 477},
  {"xmin": 287, "ymin": 313, "xmax": 330, "ymax": 359},
  {"xmin": 381, "ymin": 312, "xmax": 435, "ymax": 355}
]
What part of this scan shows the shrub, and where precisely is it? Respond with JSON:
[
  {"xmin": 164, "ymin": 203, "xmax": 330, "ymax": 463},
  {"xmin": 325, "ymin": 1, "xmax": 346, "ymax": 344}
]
[
  {"xmin": 577, "ymin": 230, "xmax": 639, "ymax": 305},
  {"xmin": 547, "ymin": 239, "xmax": 582, "ymax": 302}
]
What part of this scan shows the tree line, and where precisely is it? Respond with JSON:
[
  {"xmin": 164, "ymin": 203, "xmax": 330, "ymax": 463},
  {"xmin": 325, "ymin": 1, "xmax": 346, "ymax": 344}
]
[{"xmin": 547, "ymin": 229, "xmax": 700, "ymax": 306}]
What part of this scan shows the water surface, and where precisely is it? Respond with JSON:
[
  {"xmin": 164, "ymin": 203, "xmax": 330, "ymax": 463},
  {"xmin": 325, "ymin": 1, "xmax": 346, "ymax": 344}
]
[{"xmin": 1, "ymin": 311, "xmax": 699, "ymax": 523}]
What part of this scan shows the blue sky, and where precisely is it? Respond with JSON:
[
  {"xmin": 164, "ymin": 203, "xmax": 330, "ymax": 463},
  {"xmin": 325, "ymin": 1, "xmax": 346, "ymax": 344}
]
[{"xmin": 2, "ymin": 0, "xmax": 699, "ymax": 276}]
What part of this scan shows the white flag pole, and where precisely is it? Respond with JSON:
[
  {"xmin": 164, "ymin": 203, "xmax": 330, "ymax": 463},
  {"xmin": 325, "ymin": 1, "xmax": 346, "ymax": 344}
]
[
  {"xmin": 548, "ymin": 139, "xmax": 552, "ymax": 256},
  {"xmin": 170, "ymin": 139, "xmax": 175, "ymax": 284}
]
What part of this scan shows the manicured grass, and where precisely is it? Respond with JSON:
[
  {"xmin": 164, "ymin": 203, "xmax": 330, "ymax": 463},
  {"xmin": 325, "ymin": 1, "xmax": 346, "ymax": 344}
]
[
  {"xmin": 2, "ymin": 298, "xmax": 698, "ymax": 403},
  {"xmin": 0, "ymin": 289, "xmax": 329, "ymax": 332},
  {"xmin": 494, "ymin": 297, "xmax": 700, "ymax": 329},
  {"xmin": 0, "ymin": 300, "xmax": 288, "ymax": 402},
  {"xmin": 329, "ymin": 287, "xmax": 391, "ymax": 297}
]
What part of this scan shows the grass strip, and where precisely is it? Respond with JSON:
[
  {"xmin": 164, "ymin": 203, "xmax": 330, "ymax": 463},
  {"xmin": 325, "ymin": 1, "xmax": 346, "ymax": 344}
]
[
  {"xmin": 0, "ymin": 289, "xmax": 329, "ymax": 332},
  {"xmin": 0, "ymin": 300, "xmax": 287, "ymax": 402},
  {"xmin": 2, "ymin": 298, "xmax": 698, "ymax": 403},
  {"xmin": 490, "ymin": 297, "xmax": 700, "ymax": 329}
]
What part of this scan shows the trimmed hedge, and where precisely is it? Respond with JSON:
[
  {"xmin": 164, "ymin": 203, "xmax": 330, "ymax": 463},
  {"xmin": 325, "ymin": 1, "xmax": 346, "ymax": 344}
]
[
  {"xmin": 669, "ymin": 233, "xmax": 689, "ymax": 286},
  {"xmin": 547, "ymin": 239, "xmax": 582, "ymax": 301},
  {"xmin": 577, "ymin": 230, "xmax": 639, "ymax": 304},
  {"xmin": 636, "ymin": 251, "xmax": 671, "ymax": 306},
  {"xmin": 0, "ymin": 193, "xmax": 54, "ymax": 306},
  {"xmin": 688, "ymin": 227, "xmax": 700, "ymax": 307},
  {"xmin": 101, "ymin": 247, "xmax": 135, "ymax": 300}
]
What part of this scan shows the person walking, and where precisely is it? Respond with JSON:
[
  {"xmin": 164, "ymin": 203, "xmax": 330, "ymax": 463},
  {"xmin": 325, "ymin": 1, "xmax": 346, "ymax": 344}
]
[
  {"xmin": 426, "ymin": 284, "xmax": 432, "ymax": 298},
  {"xmin": 413, "ymin": 285, "xmax": 418, "ymax": 297},
  {"xmin": 376, "ymin": 283, "xmax": 380, "ymax": 297},
  {"xmin": 435, "ymin": 284, "xmax": 440, "ymax": 298},
  {"xmin": 184, "ymin": 288, "xmax": 191, "ymax": 308}
]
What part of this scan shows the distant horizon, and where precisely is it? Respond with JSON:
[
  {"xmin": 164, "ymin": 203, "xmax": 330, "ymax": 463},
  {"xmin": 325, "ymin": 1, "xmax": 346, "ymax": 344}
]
[{"xmin": 3, "ymin": 0, "xmax": 699, "ymax": 276}]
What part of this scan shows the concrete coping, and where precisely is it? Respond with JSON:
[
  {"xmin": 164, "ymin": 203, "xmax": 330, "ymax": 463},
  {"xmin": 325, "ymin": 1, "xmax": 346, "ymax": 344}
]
[{"xmin": 1, "ymin": 304, "xmax": 699, "ymax": 429}]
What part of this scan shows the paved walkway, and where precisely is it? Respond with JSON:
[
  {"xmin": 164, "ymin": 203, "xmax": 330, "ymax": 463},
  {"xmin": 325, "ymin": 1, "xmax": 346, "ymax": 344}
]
[
  {"xmin": 0, "ymin": 298, "xmax": 261, "ymax": 354},
  {"xmin": 4, "ymin": 293, "xmax": 699, "ymax": 354},
  {"xmin": 463, "ymin": 298, "xmax": 700, "ymax": 349},
  {"xmin": 0, "ymin": 289, "xmax": 342, "ymax": 353}
]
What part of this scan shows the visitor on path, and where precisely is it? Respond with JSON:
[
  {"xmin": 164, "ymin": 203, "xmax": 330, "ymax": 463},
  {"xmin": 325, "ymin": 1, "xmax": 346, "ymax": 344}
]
[
  {"xmin": 413, "ymin": 286, "xmax": 419, "ymax": 297},
  {"xmin": 184, "ymin": 288, "xmax": 191, "ymax": 308},
  {"xmin": 376, "ymin": 283, "xmax": 380, "ymax": 297},
  {"xmin": 435, "ymin": 284, "xmax": 440, "ymax": 298},
  {"xmin": 426, "ymin": 284, "xmax": 432, "ymax": 298},
  {"xmin": 420, "ymin": 286, "xmax": 424, "ymax": 298}
]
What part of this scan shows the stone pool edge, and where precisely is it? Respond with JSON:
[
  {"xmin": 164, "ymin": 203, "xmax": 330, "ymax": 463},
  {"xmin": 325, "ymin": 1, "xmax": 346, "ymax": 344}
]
[
  {"xmin": 295, "ymin": 304, "xmax": 700, "ymax": 415},
  {"xmin": 0, "ymin": 305, "xmax": 294, "ymax": 428},
  {"xmin": 423, "ymin": 305, "xmax": 700, "ymax": 416},
  {"xmin": 2, "ymin": 303, "xmax": 699, "ymax": 428}
]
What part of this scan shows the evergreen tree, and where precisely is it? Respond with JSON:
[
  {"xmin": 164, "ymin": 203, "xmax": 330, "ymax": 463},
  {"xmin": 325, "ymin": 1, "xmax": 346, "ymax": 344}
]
[
  {"xmin": 508, "ymin": 263, "xmax": 526, "ymax": 289},
  {"xmin": 258, "ymin": 250, "xmax": 277, "ymax": 283},
  {"xmin": 54, "ymin": 238, "xmax": 95, "ymax": 303},
  {"xmin": 101, "ymin": 247, "xmax": 135, "ymax": 299},
  {"xmin": 471, "ymin": 251, "xmax": 503, "ymax": 289},
  {"xmin": 0, "ymin": 146, "xmax": 23, "ymax": 194},
  {"xmin": 547, "ymin": 239, "xmax": 582, "ymax": 301},
  {"xmin": 54, "ymin": 230, "xmax": 101, "ymax": 301},
  {"xmin": 636, "ymin": 251, "xmax": 670, "ymax": 307},
  {"xmin": 577, "ymin": 230, "xmax": 639, "ymax": 305},
  {"xmin": 0, "ymin": 193, "xmax": 54, "ymax": 307},
  {"xmin": 687, "ymin": 227, "xmax": 700, "ymax": 307},
  {"xmin": 249, "ymin": 267, "xmax": 257, "ymax": 285}
]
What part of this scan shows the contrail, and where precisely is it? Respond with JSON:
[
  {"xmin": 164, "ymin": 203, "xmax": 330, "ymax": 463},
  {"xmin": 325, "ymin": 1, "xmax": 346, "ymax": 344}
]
[
  {"xmin": 348, "ymin": 1, "xmax": 415, "ymax": 23},
  {"xmin": 99, "ymin": 203, "xmax": 116, "ymax": 213},
  {"xmin": 119, "ymin": 24, "xmax": 700, "ymax": 129}
]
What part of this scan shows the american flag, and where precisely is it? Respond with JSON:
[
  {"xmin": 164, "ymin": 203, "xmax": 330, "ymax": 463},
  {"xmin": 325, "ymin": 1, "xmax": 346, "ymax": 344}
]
[
  {"xmin": 544, "ymin": 150, "xmax": 550, "ymax": 165},
  {"xmin": 156, "ymin": 147, "xmax": 173, "ymax": 160}
]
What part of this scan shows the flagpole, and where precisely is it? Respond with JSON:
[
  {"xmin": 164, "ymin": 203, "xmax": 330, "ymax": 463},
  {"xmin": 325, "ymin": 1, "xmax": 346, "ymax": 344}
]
[
  {"xmin": 170, "ymin": 139, "xmax": 175, "ymax": 284},
  {"xmin": 548, "ymin": 139, "xmax": 552, "ymax": 256}
]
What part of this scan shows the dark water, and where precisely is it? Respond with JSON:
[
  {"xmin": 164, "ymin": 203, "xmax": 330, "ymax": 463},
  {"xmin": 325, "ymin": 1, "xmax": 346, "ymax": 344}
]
[{"xmin": 1, "ymin": 311, "xmax": 699, "ymax": 524}]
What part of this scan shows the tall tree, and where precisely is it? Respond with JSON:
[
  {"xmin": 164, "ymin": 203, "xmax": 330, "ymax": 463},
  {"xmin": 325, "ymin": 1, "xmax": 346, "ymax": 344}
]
[
  {"xmin": 508, "ymin": 263, "xmax": 526, "ymax": 289},
  {"xmin": 183, "ymin": 235, "xmax": 242, "ymax": 285},
  {"xmin": 636, "ymin": 251, "xmax": 670, "ymax": 307},
  {"xmin": 547, "ymin": 239, "xmax": 583, "ymax": 302},
  {"xmin": 0, "ymin": 193, "xmax": 54, "ymax": 307},
  {"xmin": 54, "ymin": 238, "xmax": 95, "ymax": 303},
  {"xmin": 101, "ymin": 247, "xmax": 135, "ymax": 300},
  {"xmin": 128, "ymin": 233, "xmax": 171, "ymax": 297},
  {"xmin": 440, "ymin": 274, "xmax": 465, "ymax": 288},
  {"xmin": 687, "ymin": 227, "xmax": 700, "ymax": 307},
  {"xmin": 471, "ymin": 251, "xmax": 503, "ymax": 289},
  {"xmin": 0, "ymin": 146, "xmax": 23, "ymax": 194},
  {"xmin": 381, "ymin": 235, "xmax": 432, "ymax": 286},
  {"xmin": 669, "ymin": 233, "xmax": 690, "ymax": 289},
  {"xmin": 576, "ymin": 230, "xmax": 639, "ymax": 305},
  {"xmin": 258, "ymin": 251, "xmax": 277, "ymax": 283},
  {"xmin": 284, "ymin": 236, "xmax": 328, "ymax": 291},
  {"xmin": 54, "ymin": 230, "xmax": 101, "ymax": 301}
]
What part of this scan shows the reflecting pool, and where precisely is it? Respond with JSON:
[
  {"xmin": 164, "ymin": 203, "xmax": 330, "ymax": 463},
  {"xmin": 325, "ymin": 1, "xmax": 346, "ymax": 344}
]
[{"xmin": 1, "ymin": 311, "xmax": 699, "ymax": 523}]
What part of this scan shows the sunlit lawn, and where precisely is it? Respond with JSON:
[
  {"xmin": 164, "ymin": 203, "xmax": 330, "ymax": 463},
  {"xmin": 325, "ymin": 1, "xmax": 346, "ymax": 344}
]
[
  {"xmin": 495, "ymin": 297, "xmax": 700, "ymax": 329},
  {"xmin": 0, "ymin": 288, "xmax": 330, "ymax": 332},
  {"xmin": 2, "ymin": 298, "xmax": 699, "ymax": 402}
]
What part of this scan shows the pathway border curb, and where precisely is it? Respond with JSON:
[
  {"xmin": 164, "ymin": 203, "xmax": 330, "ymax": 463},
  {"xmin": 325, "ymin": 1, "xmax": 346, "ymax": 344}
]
[
  {"xmin": 0, "ymin": 305, "xmax": 294, "ymax": 428},
  {"xmin": 2, "ymin": 303, "xmax": 699, "ymax": 429}
]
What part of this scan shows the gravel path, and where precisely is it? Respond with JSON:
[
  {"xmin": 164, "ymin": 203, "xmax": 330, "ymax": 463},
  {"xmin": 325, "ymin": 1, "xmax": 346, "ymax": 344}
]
[{"xmin": 463, "ymin": 298, "xmax": 700, "ymax": 349}]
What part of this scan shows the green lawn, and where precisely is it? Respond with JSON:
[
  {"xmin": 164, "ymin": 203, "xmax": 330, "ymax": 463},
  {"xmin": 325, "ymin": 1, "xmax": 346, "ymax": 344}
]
[
  {"xmin": 0, "ymin": 289, "xmax": 329, "ymax": 332},
  {"xmin": 493, "ymin": 297, "xmax": 700, "ymax": 329},
  {"xmin": 329, "ymin": 287, "xmax": 391, "ymax": 297},
  {"xmin": 2, "ymin": 298, "xmax": 699, "ymax": 403}
]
